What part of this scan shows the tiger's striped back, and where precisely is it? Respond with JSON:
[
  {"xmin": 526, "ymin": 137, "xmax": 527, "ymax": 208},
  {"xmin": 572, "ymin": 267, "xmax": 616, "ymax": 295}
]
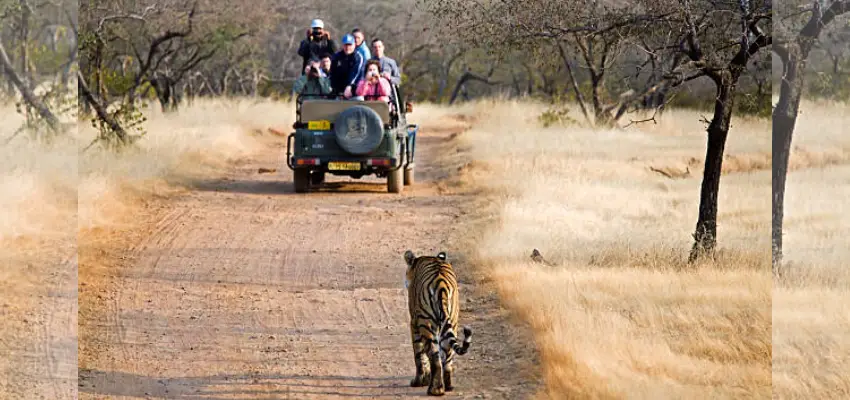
[{"xmin": 404, "ymin": 250, "xmax": 472, "ymax": 395}]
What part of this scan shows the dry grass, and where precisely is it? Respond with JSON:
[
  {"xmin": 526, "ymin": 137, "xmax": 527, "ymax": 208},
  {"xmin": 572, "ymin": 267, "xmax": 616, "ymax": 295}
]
[
  {"xmin": 0, "ymin": 105, "xmax": 77, "ymax": 242},
  {"xmin": 772, "ymin": 99, "xmax": 850, "ymax": 399},
  {"xmin": 447, "ymin": 99, "xmax": 772, "ymax": 399},
  {"xmin": 1, "ymin": 96, "xmax": 296, "ymax": 242},
  {"xmin": 77, "ymin": 98, "xmax": 296, "ymax": 230}
]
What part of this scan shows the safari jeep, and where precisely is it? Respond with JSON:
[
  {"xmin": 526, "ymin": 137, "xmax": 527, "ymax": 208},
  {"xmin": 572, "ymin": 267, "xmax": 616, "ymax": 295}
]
[{"xmin": 285, "ymin": 86, "xmax": 418, "ymax": 193}]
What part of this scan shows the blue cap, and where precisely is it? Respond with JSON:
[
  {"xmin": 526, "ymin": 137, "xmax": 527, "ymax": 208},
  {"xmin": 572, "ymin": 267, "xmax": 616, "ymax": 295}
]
[{"xmin": 342, "ymin": 34, "xmax": 355, "ymax": 45}]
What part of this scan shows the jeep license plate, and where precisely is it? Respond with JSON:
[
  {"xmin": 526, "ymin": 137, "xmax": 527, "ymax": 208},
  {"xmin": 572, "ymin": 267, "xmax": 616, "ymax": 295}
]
[
  {"xmin": 308, "ymin": 120, "xmax": 331, "ymax": 130},
  {"xmin": 328, "ymin": 161, "xmax": 361, "ymax": 171}
]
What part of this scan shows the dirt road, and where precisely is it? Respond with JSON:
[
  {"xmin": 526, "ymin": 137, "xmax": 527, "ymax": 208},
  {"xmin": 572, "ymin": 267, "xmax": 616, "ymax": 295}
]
[
  {"xmin": 79, "ymin": 118, "xmax": 540, "ymax": 399},
  {"xmin": 1, "ymin": 237, "xmax": 77, "ymax": 399}
]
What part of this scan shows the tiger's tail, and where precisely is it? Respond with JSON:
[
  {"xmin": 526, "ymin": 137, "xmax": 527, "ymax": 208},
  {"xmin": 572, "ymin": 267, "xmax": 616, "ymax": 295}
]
[
  {"xmin": 451, "ymin": 326, "xmax": 473, "ymax": 355},
  {"xmin": 434, "ymin": 285, "xmax": 472, "ymax": 356}
]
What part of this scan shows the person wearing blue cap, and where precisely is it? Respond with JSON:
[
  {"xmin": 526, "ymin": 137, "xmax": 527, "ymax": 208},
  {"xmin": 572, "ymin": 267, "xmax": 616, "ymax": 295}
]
[
  {"xmin": 297, "ymin": 19, "xmax": 337, "ymax": 74},
  {"xmin": 330, "ymin": 33, "xmax": 366, "ymax": 98}
]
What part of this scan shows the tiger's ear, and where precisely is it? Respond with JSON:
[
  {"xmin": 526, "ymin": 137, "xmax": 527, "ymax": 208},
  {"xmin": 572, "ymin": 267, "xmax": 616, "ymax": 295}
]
[
  {"xmin": 437, "ymin": 251, "xmax": 447, "ymax": 261},
  {"xmin": 404, "ymin": 250, "xmax": 416, "ymax": 267}
]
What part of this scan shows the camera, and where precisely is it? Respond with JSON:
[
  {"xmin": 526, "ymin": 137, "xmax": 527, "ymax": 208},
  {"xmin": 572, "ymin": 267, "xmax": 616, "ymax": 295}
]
[{"xmin": 311, "ymin": 28, "xmax": 323, "ymax": 40}]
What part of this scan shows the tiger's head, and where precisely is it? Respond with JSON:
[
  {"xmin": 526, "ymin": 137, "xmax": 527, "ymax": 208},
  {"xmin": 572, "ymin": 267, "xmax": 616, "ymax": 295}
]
[{"xmin": 403, "ymin": 250, "xmax": 448, "ymax": 288}]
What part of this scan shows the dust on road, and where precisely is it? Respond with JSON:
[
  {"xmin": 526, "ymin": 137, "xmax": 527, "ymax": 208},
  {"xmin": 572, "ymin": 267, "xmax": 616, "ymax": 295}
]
[{"xmin": 78, "ymin": 117, "xmax": 540, "ymax": 399}]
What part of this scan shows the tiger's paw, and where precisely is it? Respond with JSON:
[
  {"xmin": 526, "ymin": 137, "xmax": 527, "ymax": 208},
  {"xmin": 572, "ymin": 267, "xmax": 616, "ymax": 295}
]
[
  {"xmin": 427, "ymin": 384, "xmax": 446, "ymax": 396},
  {"xmin": 410, "ymin": 375, "xmax": 429, "ymax": 387}
]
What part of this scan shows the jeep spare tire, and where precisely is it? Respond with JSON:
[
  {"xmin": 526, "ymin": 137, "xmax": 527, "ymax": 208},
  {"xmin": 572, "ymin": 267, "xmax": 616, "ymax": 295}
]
[{"xmin": 333, "ymin": 105, "xmax": 384, "ymax": 155}]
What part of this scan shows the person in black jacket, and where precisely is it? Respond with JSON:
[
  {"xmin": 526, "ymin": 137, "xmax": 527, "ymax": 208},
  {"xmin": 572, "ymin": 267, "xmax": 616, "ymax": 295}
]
[
  {"xmin": 329, "ymin": 34, "xmax": 366, "ymax": 98},
  {"xmin": 297, "ymin": 19, "xmax": 337, "ymax": 74}
]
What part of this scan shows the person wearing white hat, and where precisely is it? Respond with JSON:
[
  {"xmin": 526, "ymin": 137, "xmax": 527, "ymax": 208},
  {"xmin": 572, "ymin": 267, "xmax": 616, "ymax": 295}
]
[{"xmin": 297, "ymin": 18, "xmax": 337, "ymax": 75}]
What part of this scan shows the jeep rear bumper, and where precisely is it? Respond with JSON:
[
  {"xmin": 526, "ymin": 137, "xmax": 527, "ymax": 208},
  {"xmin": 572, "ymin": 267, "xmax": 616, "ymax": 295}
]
[
  {"xmin": 286, "ymin": 132, "xmax": 412, "ymax": 173},
  {"xmin": 289, "ymin": 156, "xmax": 401, "ymax": 169}
]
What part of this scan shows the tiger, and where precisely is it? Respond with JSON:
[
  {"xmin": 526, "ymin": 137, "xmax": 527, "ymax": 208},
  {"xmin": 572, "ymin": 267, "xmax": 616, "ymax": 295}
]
[{"xmin": 404, "ymin": 250, "xmax": 473, "ymax": 396}]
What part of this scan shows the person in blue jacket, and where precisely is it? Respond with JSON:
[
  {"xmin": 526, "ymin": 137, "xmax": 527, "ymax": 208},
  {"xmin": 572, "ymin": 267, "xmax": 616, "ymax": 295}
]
[
  {"xmin": 352, "ymin": 28, "xmax": 372, "ymax": 63},
  {"xmin": 330, "ymin": 34, "xmax": 366, "ymax": 98}
]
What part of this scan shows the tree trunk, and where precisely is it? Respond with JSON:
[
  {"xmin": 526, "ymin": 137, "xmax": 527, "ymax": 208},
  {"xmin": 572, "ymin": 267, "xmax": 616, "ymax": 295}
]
[
  {"xmin": 590, "ymin": 72, "xmax": 611, "ymax": 126},
  {"xmin": 20, "ymin": 0, "xmax": 31, "ymax": 122},
  {"xmin": 556, "ymin": 42, "xmax": 591, "ymax": 125},
  {"xmin": 438, "ymin": 51, "xmax": 464, "ymax": 101},
  {"xmin": 19, "ymin": 0, "xmax": 30, "ymax": 84},
  {"xmin": 772, "ymin": 41, "xmax": 813, "ymax": 269},
  {"xmin": 772, "ymin": 0, "xmax": 850, "ymax": 268},
  {"xmin": 77, "ymin": 70, "xmax": 129, "ymax": 144},
  {"xmin": 689, "ymin": 70, "xmax": 738, "ymax": 262}
]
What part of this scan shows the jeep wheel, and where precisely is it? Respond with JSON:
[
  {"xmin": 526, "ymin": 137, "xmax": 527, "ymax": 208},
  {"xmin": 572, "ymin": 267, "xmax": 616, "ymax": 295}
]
[
  {"xmin": 403, "ymin": 167, "xmax": 414, "ymax": 186},
  {"xmin": 388, "ymin": 167, "xmax": 403, "ymax": 193},
  {"xmin": 294, "ymin": 169, "xmax": 310, "ymax": 193}
]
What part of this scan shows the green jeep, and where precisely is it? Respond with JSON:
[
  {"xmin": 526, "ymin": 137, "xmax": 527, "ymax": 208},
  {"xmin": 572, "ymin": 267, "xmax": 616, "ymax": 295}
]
[{"xmin": 285, "ymin": 86, "xmax": 418, "ymax": 193}]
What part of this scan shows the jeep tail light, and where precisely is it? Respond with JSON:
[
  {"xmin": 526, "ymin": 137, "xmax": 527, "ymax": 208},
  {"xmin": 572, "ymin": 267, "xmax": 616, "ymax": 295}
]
[
  {"xmin": 366, "ymin": 158, "xmax": 392, "ymax": 166},
  {"xmin": 296, "ymin": 158, "xmax": 320, "ymax": 166}
]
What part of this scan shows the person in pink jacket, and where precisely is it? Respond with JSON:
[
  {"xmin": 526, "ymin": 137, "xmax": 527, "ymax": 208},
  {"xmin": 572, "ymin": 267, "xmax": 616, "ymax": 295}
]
[{"xmin": 355, "ymin": 59, "xmax": 391, "ymax": 102}]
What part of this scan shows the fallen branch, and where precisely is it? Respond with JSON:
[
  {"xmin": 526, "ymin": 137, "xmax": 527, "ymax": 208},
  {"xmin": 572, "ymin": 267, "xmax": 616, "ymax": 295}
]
[
  {"xmin": 622, "ymin": 115, "xmax": 658, "ymax": 128},
  {"xmin": 649, "ymin": 165, "xmax": 690, "ymax": 179}
]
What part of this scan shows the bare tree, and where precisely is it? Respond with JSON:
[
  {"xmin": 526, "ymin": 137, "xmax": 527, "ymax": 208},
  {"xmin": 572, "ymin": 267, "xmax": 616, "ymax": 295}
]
[
  {"xmin": 772, "ymin": 0, "xmax": 849, "ymax": 270},
  {"xmin": 423, "ymin": 0, "xmax": 771, "ymax": 259},
  {"xmin": 663, "ymin": 0, "xmax": 772, "ymax": 261},
  {"xmin": 0, "ymin": 0, "xmax": 75, "ymax": 134}
]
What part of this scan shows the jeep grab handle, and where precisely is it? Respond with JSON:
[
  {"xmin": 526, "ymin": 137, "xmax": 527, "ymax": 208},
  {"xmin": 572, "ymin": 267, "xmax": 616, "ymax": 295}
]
[
  {"xmin": 389, "ymin": 140, "xmax": 406, "ymax": 172},
  {"xmin": 405, "ymin": 124, "xmax": 418, "ymax": 169},
  {"xmin": 285, "ymin": 132, "xmax": 295, "ymax": 170}
]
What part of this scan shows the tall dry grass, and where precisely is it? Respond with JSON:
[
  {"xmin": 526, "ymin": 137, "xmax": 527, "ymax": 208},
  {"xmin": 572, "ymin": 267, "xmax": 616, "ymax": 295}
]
[
  {"xmin": 772, "ymin": 99, "xmax": 850, "ymax": 399},
  {"xmin": 450, "ymin": 99, "xmax": 772, "ymax": 399}
]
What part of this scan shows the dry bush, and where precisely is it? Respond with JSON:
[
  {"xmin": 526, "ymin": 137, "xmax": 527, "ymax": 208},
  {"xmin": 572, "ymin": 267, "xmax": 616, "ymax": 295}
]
[
  {"xmin": 772, "ymin": 100, "xmax": 850, "ymax": 399},
  {"xmin": 453, "ymin": 99, "xmax": 771, "ymax": 398}
]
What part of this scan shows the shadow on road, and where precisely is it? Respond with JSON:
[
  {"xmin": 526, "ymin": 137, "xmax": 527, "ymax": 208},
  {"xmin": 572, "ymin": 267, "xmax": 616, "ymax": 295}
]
[
  {"xmin": 79, "ymin": 368, "xmax": 432, "ymax": 399},
  {"xmin": 183, "ymin": 177, "xmax": 398, "ymax": 195}
]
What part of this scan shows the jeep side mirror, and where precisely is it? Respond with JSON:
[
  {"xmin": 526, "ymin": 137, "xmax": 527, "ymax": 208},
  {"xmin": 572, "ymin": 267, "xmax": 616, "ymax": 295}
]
[{"xmin": 405, "ymin": 102, "xmax": 413, "ymax": 113}]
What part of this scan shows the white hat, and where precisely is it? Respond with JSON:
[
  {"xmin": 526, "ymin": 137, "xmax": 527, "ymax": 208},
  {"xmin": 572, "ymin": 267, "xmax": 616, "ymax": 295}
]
[{"xmin": 311, "ymin": 19, "xmax": 324, "ymax": 29}]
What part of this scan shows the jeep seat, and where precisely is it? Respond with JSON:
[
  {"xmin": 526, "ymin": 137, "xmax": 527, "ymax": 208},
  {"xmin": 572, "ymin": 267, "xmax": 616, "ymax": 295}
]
[{"xmin": 301, "ymin": 100, "xmax": 391, "ymax": 124}]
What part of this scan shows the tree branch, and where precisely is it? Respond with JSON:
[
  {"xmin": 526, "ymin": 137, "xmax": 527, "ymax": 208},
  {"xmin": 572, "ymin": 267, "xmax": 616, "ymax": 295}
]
[{"xmin": 0, "ymin": 40, "xmax": 60, "ymax": 131}]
